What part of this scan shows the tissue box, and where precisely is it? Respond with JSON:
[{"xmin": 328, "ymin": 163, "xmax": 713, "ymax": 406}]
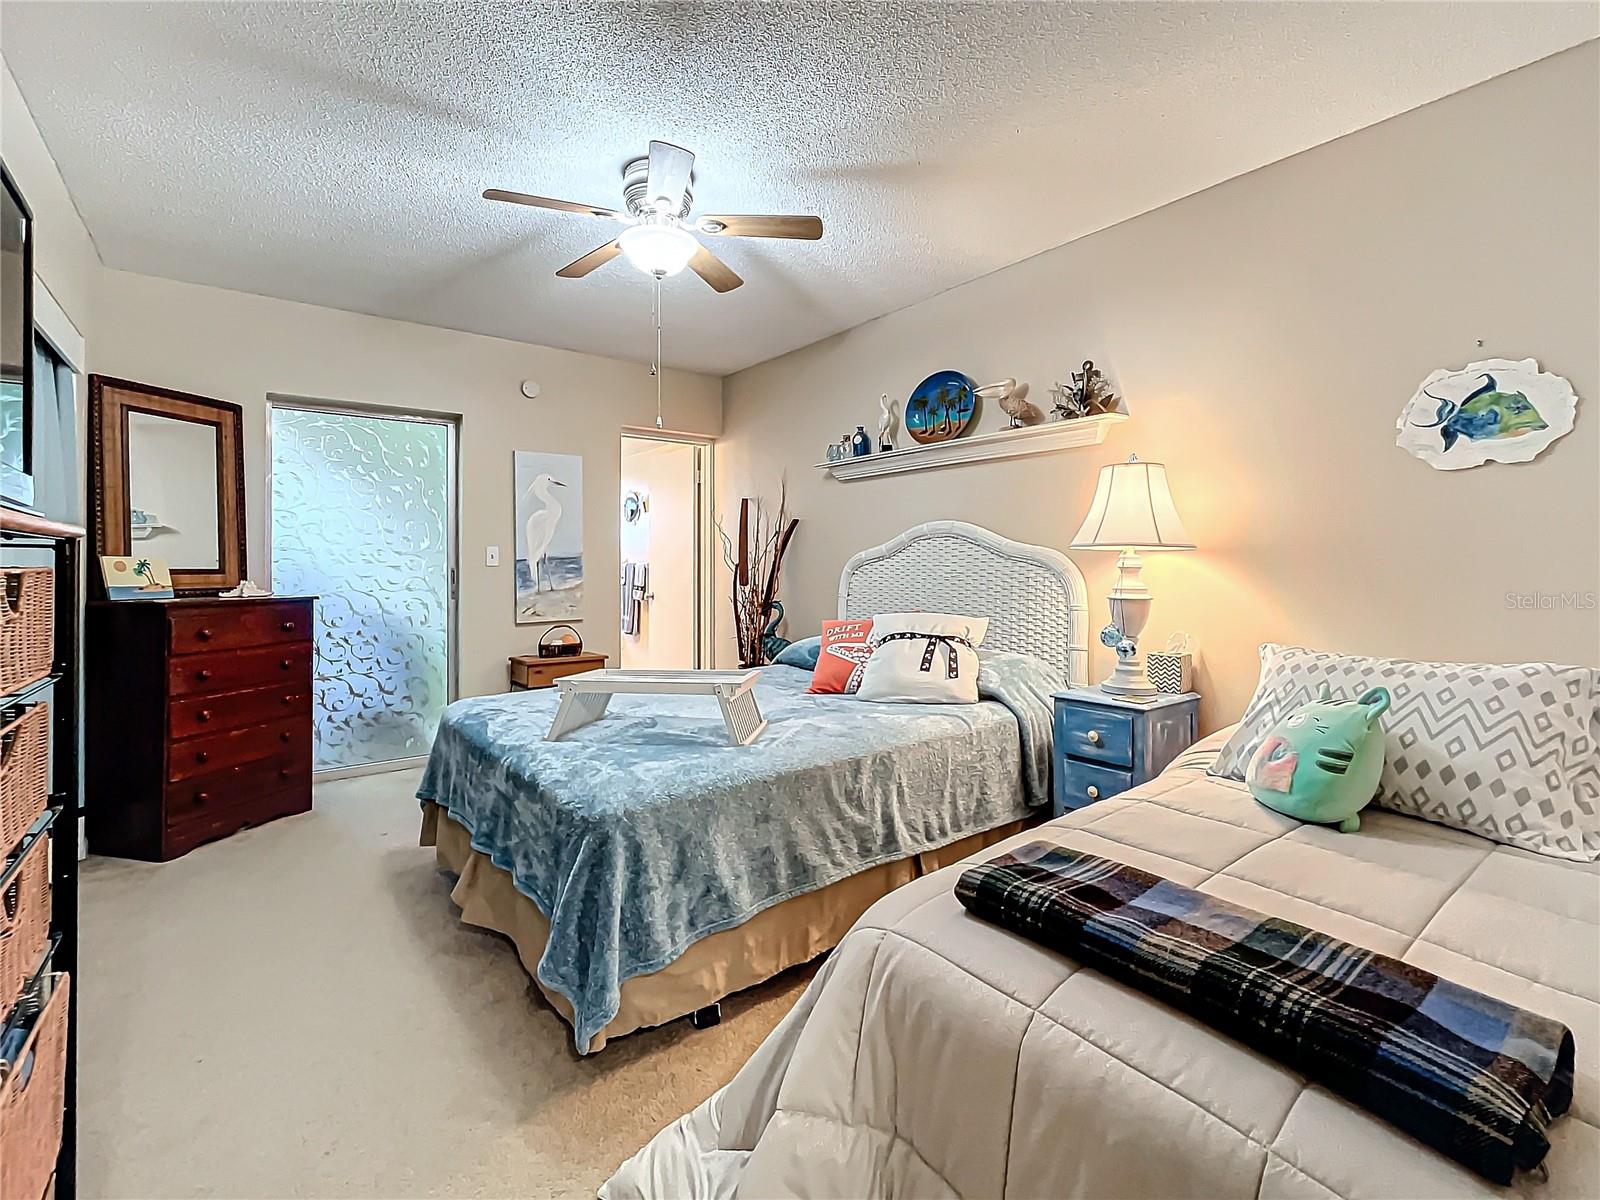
[{"xmin": 1146, "ymin": 652, "xmax": 1194, "ymax": 694}]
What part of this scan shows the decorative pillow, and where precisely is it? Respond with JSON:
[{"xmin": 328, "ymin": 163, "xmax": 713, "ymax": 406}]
[
  {"xmin": 856, "ymin": 612, "xmax": 990, "ymax": 705},
  {"xmin": 1212, "ymin": 643, "xmax": 1600, "ymax": 861},
  {"xmin": 808, "ymin": 619, "xmax": 875, "ymax": 694},
  {"xmin": 772, "ymin": 636, "xmax": 821, "ymax": 671}
]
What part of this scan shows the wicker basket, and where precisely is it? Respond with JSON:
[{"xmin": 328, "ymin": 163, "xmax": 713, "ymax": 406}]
[
  {"xmin": 0, "ymin": 834, "xmax": 49, "ymax": 1022},
  {"xmin": 0, "ymin": 706, "xmax": 49, "ymax": 857},
  {"xmin": 0, "ymin": 973, "xmax": 69, "ymax": 1200},
  {"xmin": 0, "ymin": 570, "xmax": 53, "ymax": 697}
]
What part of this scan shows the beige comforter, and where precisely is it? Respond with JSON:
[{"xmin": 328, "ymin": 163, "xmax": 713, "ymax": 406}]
[{"xmin": 602, "ymin": 731, "xmax": 1600, "ymax": 1199}]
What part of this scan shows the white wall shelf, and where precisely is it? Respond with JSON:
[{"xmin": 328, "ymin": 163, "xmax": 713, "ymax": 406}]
[{"xmin": 815, "ymin": 413, "xmax": 1127, "ymax": 481}]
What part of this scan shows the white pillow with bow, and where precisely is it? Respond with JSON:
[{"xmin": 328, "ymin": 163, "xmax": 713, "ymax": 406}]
[{"xmin": 855, "ymin": 612, "xmax": 990, "ymax": 704}]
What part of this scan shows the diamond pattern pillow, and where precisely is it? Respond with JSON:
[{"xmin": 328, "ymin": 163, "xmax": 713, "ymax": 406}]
[{"xmin": 1210, "ymin": 644, "xmax": 1600, "ymax": 861}]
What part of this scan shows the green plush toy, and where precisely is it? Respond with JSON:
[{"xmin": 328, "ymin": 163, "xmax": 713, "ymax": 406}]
[{"xmin": 1245, "ymin": 684, "xmax": 1390, "ymax": 832}]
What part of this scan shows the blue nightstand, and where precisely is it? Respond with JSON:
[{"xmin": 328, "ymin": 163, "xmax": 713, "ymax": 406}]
[{"xmin": 1052, "ymin": 687, "xmax": 1200, "ymax": 818}]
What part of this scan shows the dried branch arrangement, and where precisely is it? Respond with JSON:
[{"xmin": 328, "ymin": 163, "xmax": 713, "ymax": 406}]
[{"xmin": 717, "ymin": 486, "xmax": 799, "ymax": 669}]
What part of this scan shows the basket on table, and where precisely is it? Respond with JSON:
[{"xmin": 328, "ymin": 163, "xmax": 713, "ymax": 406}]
[
  {"xmin": 0, "ymin": 570, "xmax": 53, "ymax": 696},
  {"xmin": 0, "ymin": 705, "xmax": 48, "ymax": 855}
]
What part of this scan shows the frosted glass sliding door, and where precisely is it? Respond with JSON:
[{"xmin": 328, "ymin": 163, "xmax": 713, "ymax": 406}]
[{"xmin": 269, "ymin": 403, "xmax": 456, "ymax": 771}]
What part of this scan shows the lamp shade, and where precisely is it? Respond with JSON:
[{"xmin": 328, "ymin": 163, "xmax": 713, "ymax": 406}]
[
  {"xmin": 618, "ymin": 223, "xmax": 698, "ymax": 277},
  {"xmin": 1070, "ymin": 455, "xmax": 1194, "ymax": 551}
]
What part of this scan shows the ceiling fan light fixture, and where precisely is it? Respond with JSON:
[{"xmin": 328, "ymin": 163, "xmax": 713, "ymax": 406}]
[{"xmin": 618, "ymin": 222, "xmax": 698, "ymax": 277}]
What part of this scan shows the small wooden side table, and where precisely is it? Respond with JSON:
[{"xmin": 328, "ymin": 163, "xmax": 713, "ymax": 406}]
[
  {"xmin": 1051, "ymin": 687, "xmax": 1200, "ymax": 818},
  {"xmin": 508, "ymin": 652, "xmax": 609, "ymax": 691}
]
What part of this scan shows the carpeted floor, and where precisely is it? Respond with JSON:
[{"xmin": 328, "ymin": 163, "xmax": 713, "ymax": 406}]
[{"xmin": 80, "ymin": 769, "xmax": 811, "ymax": 1199}]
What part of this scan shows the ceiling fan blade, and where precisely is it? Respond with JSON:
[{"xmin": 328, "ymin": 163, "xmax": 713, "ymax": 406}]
[
  {"xmin": 688, "ymin": 244, "xmax": 743, "ymax": 293},
  {"xmin": 646, "ymin": 140, "xmax": 694, "ymax": 212},
  {"xmin": 555, "ymin": 240, "xmax": 622, "ymax": 279},
  {"xmin": 484, "ymin": 189, "xmax": 624, "ymax": 220},
  {"xmin": 697, "ymin": 214, "xmax": 823, "ymax": 240}
]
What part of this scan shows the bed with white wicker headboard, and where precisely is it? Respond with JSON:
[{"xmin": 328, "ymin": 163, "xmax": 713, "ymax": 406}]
[{"xmin": 839, "ymin": 520, "xmax": 1089, "ymax": 687}]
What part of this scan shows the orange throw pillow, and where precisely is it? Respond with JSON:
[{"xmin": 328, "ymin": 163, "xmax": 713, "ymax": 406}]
[{"xmin": 808, "ymin": 618, "xmax": 875, "ymax": 694}]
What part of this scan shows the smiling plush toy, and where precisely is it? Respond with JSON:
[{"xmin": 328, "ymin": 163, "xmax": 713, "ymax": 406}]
[{"xmin": 1245, "ymin": 684, "xmax": 1391, "ymax": 832}]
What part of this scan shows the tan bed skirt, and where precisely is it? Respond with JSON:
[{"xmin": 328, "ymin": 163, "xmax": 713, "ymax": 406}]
[{"xmin": 420, "ymin": 802, "xmax": 1030, "ymax": 1051}]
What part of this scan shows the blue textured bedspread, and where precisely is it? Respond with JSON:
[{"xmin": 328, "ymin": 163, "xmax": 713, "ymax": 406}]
[{"xmin": 418, "ymin": 652, "xmax": 1058, "ymax": 1051}]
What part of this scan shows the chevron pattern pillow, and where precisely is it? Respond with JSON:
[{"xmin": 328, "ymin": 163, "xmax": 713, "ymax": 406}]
[{"xmin": 1211, "ymin": 644, "xmax": 1600, "ymax": 861}]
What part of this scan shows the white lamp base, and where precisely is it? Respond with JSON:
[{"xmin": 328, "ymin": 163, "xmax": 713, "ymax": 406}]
[{"xmin": 1098, "ymin": 549, "xmax": 1158, "ymax": 698}]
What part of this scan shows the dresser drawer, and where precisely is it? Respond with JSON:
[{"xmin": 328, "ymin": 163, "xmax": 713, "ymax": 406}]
[
  {"xmin": 169, "ymin": 683, "xmax": 311, "ymax": 741},
  {"xmin": 168, "ymin": 643, "xmax": 311, "ymax": 697},
  {"xmin": 164, "ymin": 750, "xmax": 311, "ymax": 827},
  {"xmin": 165, "ymin": 784, "xmax": 312, "ymax": 857},
  {"xmin": 167, "ymin": 715, "xmax": 309, "ymax": 782},
  {"xmin": 1055, "ymin": 758, "xmax": 1134, "ymax": 815},
  {"xmin": 169, "ymin": 601, "xmax": 311, "ymax": 656},
  {"xmin": 1055, "ymin": 704, "xmax": 1134, "ymax": 768}
]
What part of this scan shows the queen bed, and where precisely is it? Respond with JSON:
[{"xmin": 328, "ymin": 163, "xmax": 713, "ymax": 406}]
[
  {"xmin": 602, "ymin": 729, "xmax": 1600, "ymax": 1199},
  {"xmin": 418, "ymin": 521, "xmax": 1090, "ymax": 1052}
]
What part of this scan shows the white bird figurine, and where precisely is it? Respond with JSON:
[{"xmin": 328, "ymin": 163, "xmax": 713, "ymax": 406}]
[
  {"xmin": 520, "ymin": 472, "xmax": 567, "ymax": 592},
  {"xmin": 877, "ymin": 393, "xmax": 897, "ymax": 451}
]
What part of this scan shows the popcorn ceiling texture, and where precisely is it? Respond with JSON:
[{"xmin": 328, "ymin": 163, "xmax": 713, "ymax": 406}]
[{"xmin": 2, "ymin": 1, "xmax": 1595, "ymax": 374}]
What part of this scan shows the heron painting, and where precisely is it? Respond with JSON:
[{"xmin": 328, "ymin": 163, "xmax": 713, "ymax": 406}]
[{"xmin": 514, "ymin": 450, "xmax": 584, "ymax": 624}]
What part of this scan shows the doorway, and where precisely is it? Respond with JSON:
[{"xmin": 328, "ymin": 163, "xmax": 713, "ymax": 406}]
[
  {"xmin": 268, "ymin": 398, "xmax": 459, "ymax": 774},
  {"xmin": 620, "ymin": 433, "xmax": 709, "ymax": 669}
]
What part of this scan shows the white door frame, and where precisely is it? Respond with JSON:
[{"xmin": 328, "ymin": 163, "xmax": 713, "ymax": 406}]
[
  {"xmin": 266, "ymin": 393, "xmax": 462, "ymax": 778},
  {"xmin": 620, "ymin": 428, "xmax": 714, "ymax": 669}
]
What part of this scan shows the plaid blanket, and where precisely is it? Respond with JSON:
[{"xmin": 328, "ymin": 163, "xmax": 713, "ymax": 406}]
[{"xmin": 955, "ymin": 842, "xmax": 1575, "ymax": 1184}]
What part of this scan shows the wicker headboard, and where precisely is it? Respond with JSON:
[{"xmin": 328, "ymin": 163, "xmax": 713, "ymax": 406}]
[{"xmin": 838, "ymin": 520, "xmax": 1089, "ymax": 686}]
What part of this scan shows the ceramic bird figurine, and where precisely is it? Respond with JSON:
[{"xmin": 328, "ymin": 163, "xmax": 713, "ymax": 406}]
[{"xmin": 877, "ymin": 393, "xmax": 897, "ymax": 451}]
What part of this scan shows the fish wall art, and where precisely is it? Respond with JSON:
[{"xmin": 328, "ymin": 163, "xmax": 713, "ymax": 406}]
[{"xmin": 1396, "ymin": 358, "xmax": 1577, "ymax": 470}]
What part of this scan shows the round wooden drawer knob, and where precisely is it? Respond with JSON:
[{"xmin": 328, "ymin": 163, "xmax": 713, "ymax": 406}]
[
  {"xmin": 197, "ymin": 669, "xmax": 213, "ymax": 682},
  {"xmin": 1086, "ymin": 785, "xmax": 1100, "ymax": 800},
  {"xmin": 279, "ymin": 768, "xmax": 291, "ymax": 780},
  {"xmin": 280, "ymin": 621, "xmax": 296, "ymax": 633},
  {"xmin": 280, "ymin": 659, "xmax": 292, "ymax": 670},
  {"xmin": 196, "ymin": 751, "xmax": 210, "ymax": 764},
  {"xmin": 196, "ymin": 628, "xmax": 213, "ymax": 641},
  {"xmin": 1087, "ymin": 730, "xmax": 1102, "ymax": 745},
  {"xmin": 197, "ymin": 709, "xmax": 213, "ymax": 723},
  {"xmin": 279, "ymin": 731, "xmax": 292, "ymax": 743},
  {"xmin": 281, "ymin": 695, "xmax": 293, "ymax": 705},
  {"xmin": 195, "ymin": 791, "xmax": 212, "ymax": 806}
]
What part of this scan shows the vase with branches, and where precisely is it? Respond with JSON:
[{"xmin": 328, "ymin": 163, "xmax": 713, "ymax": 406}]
[{"xmin": 717, "ymin": 485, "xmax": 799, "ymax": 669}]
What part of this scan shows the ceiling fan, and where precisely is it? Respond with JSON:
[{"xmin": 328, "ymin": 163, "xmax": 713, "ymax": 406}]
[{"xmin": 484, "ymin": 140, "xmax": 822, "ymax": 293}]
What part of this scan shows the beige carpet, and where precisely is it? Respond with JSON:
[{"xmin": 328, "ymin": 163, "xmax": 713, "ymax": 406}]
[{"xmin": 80, "ymin": 769, "xmax": 811, "ymax": 1199}]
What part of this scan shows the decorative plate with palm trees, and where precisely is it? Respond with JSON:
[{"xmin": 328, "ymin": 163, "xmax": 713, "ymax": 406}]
[{"xmin": 905, "ymin": 371, "xmax": 978, "ymax": 445}]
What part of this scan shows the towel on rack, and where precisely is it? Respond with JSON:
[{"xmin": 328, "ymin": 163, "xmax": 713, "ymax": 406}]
[{"xmin": 621, "ymin": 562, "xmax": 648, "ymax": 635}]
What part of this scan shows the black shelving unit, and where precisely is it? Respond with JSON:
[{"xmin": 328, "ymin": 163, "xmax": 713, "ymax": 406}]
[{"xmin": 2, "ymin": 507, "xmax": 81, "ymax": 1199}]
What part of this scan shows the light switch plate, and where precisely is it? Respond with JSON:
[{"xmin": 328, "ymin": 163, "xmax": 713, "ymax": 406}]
[{"xmin": 485, "ymin": 545, "xmax": 500, "ymax": 567}]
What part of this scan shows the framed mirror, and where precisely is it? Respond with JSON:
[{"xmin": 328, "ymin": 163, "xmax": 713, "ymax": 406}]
[{"xmin": 89, "ymin": 375, "xmax": 246, "ymax": 594}]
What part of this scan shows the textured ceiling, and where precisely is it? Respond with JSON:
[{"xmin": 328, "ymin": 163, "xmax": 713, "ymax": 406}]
[{"xmin": 3, "ymin": 2, "xmax": 1595, "ymax": 374}]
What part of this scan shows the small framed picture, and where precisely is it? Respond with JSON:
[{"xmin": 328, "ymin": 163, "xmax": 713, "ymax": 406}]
[{"xmin": 100, "ymin": 554, "xmax": 175, "ymax": 600}]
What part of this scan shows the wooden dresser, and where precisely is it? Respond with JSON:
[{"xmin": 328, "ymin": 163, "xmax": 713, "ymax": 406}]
[{"xmin": 86, "ymin": 596, "xmax": 316, "ymax": 861}]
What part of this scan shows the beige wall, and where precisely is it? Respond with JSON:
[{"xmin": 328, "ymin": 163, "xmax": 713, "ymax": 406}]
[
  {"xmin": 620, "ymin": 437, "xmax": 699, "ymax": 669},
  {"xmin": 717, "ymin": 44, "xmax": 1600, "ymax": 731},
  {"xmin": 89, "ymin": 268, "xmax": 721, "ymax": 698}
]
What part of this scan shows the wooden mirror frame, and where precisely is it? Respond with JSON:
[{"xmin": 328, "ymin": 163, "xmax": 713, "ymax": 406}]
[{"xmin": 89, "ymin": 375, "xmax": 247, "ymax": 595}]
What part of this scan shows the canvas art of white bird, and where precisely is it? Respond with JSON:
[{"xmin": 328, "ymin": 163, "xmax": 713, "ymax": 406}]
[{"xmin": 520, "ymin": 472, "xmax": 567, "ymax": 591}]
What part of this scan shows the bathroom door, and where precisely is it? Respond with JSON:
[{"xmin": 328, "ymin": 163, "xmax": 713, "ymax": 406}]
[{"xmin": 268, "ymin": 400, "xmax": 458, "ymax": 773}]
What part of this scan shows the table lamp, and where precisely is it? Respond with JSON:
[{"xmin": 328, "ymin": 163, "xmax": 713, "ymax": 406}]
[{"xmin": 1070, "ymin": 454, "xmax": 1194, "ymax": 696}]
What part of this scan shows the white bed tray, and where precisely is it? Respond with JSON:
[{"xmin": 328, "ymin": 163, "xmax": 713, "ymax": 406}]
[{"xmin": 544, "ymin": 669, "xmax": 768, "ymax": 746}]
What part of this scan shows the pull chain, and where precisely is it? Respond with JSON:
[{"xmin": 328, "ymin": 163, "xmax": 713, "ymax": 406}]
[{"xmin": 651, "ymin": 273, "xmax": 664, "ymax": 429}]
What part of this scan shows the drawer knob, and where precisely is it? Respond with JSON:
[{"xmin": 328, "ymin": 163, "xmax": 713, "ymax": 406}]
[
  {"xmin": 195, "ymin": 791, "xmax": 212, "ymax": 805},
  {"xmin": 279, "ymin": 731, "xmax": 292, "ymax": 743},
  {"xmin": 1086, "ymin": 785, "xmax": 1100, "ymax": 800},
  {"xmin": 279, "ymin": 768, "xmax": 291, "ymax": 780},
  {"xmin": 280, "ymin": 620, "xmax": 296, "ymax": 633},
  {"xmin": 282, "ymin": 695, "xmax": 293, "ymax": 705},
  {"xmin": 197, "ymin": 669, "xmax": 213, "ymax": 682},
  {"xmin": 196, "ymin": 751, "xmax": 210, "ymax": 764},
  {"xmin": 1086, "ymin": 730, "xmax": 1102, "ymax": 745},
  {"xmin": 280, "ymin": 659, "xmax": 292, "ymax": 670},
  {"xmin": 196, "ymin": 627, "xmax": 213, "ymax": 641},
  {"xmin": 197, "ymin": 709, "xmax": 213, "ymax": 723}
]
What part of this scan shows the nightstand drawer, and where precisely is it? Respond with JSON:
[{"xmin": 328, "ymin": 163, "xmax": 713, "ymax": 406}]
[
  {"xmin": 1055, "ymin": 759, "xmax": 1134, "ymax": 814},
  {"xmin": 1055, "ymin": 704, "xmax": 1134, "ymax": 768}
]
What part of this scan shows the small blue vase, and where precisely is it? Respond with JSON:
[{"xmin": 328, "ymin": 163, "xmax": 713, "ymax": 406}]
[{"xmin": 850, "ymin": 426, "xmax": 872, "ymax": 457}]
